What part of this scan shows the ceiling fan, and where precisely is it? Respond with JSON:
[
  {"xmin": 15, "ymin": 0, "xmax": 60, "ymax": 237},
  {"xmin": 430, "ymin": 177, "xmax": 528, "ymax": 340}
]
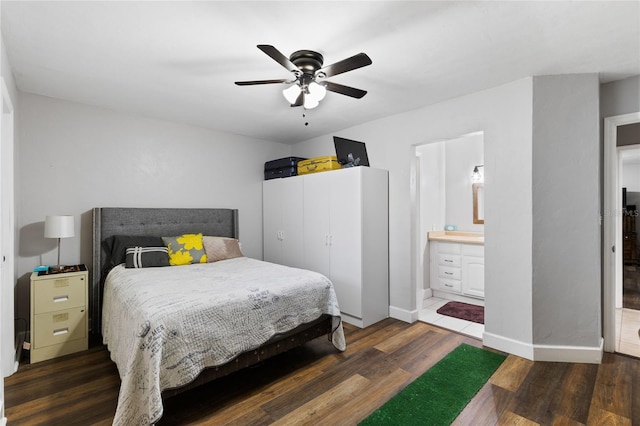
[{"xmin": 235, "ymin": 45, "xmax": 372, "ymax": 110}]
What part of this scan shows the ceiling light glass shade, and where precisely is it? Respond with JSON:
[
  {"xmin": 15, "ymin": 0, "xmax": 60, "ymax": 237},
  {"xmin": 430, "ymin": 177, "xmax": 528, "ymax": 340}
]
[
  {"xmin": 303, "ymin": 95, "xmax": 319, "ymax": 109},
  {"xmin": 307, "ymin": 81, "xmax": 327, "ymax": 102},
  {"xmin": 282, "ymin": 84, "xmax": 301, "ymax": 104}
]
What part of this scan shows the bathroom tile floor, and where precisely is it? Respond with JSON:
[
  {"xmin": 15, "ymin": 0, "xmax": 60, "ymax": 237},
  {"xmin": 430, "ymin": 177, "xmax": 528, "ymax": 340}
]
[
  {"xmin": 418, "ymin": 296, "xmax": 484, "ymax": 339},
  {"xmin": 616, "ymin": 307, "xmax": 640, "ymax": 358}
]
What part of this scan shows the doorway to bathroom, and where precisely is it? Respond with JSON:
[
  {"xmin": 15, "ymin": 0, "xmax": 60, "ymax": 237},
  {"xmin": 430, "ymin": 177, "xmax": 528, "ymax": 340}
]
[{"xmin": 412, "ymin": 131, "xmax": 485, "ymax": 340}]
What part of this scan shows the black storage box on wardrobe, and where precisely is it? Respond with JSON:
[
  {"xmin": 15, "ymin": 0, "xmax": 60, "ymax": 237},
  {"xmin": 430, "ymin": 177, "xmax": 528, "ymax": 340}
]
[{"xmin": 264, "ymin": 157, "xmax": 307, "ymax": 180}]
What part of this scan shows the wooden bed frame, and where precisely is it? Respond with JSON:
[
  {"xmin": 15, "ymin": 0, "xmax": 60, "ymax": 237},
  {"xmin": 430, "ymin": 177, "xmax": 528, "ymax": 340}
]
[{"xmin": 91, "ymin": 207, "xmax": 334, "ymax": 397}]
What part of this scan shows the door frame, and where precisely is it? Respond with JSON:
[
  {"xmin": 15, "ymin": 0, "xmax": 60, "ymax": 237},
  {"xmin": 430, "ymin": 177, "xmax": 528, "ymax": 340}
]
[{"xmin": 603, "ymin": 111, "xmax": 640, "ymax": 352}]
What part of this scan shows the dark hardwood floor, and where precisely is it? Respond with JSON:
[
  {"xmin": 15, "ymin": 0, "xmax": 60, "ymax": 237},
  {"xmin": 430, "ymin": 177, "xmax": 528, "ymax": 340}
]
[
  {"xmin": 623, "ymin": 263, "xmax": 640, "ymax": 310},
  {"xmin": 5, "ymin": 318, "xmax": 639, "ymax": 425}
]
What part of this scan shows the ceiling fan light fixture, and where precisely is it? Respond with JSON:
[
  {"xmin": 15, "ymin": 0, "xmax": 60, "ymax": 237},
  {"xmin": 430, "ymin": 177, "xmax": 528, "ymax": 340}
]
[
  {"xmin": 282, "ymin": 84, "xmax": 301, "ymax": 104},
  {"xmin": 307, "ymin": 81, "xmax": 327, "ymax": 102},
  {"xmin": 303, "ymin": 95, "xmax": 319, "ymax": 109},
  {"xmin": 238, "ymin": 45, "xmax": 372, "ymax": 110}
]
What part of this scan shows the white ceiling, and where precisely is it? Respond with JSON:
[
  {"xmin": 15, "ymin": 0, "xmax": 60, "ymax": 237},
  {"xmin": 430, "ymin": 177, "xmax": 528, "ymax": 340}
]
[{"xmin": 2, "ymin": 1, "xmax": 639, "ymax": 144}]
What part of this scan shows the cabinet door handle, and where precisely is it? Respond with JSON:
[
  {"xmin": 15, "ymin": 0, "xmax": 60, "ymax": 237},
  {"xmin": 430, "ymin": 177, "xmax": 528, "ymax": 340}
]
[{"xmin": 53, "ymin": 296, "xmax": 69, "ymax": 303}]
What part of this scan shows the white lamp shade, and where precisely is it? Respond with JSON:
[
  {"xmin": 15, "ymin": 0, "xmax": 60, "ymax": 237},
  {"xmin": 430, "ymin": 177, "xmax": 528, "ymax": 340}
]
[{"xmin": 44, "ymin": 215, "xmax": 75, "ymax": 239}]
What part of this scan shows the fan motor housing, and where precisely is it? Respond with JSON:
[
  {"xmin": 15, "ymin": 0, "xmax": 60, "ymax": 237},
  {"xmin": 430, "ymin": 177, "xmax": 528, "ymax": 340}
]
[{"xmin": 289, "ymin": 50, "xmax": 324, "ymax": 74}]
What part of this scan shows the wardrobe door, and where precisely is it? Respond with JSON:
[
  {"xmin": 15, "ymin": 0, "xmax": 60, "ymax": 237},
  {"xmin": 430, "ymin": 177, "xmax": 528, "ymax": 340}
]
[
  {"xmin": 262, "ymin": 177, "xmax": 303, "ymax": 267},
  {"xmin": 328, "ymin": 168, "xmax": 363, "ymax": 319},
  {"xmin": 302, "ymin": 172, "xmax": 331, "ymax": 277}
]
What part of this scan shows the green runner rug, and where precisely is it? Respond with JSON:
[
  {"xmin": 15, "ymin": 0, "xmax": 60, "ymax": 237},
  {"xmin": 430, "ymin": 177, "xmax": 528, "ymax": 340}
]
[{"xmin": 360, "ymin": 343, "xmax": 506, "ymax": 426}]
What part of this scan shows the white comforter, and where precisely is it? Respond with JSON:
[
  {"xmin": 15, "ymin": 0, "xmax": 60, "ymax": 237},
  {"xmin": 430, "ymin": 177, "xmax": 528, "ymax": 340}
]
[{"xmin": 102, "ymin": 257, "xmax": 345, "ymax": 425}]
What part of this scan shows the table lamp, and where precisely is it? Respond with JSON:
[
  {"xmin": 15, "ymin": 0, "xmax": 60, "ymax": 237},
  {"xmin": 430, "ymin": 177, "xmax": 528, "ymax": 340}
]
[{"xmin": 44, "ymin": 215, "xmax": 75, "ymax": 271}]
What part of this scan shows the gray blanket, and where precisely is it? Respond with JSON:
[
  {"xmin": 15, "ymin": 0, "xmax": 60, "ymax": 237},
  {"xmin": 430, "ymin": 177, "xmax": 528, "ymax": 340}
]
[{"xmin": 102, "ymin": 257, "xmax": 345, "ymax": 425}]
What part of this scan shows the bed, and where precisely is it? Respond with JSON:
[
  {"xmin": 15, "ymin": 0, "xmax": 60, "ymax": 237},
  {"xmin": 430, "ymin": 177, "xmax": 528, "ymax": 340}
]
[{"xmin": 92, "ymin": 207, "xmax": 346, "ymax": 425}]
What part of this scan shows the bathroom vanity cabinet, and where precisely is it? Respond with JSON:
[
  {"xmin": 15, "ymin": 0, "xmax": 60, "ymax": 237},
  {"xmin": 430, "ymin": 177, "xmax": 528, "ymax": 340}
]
[{"xmin": 428, "ymin": 232, "xmax": 485, "ymax": 300}]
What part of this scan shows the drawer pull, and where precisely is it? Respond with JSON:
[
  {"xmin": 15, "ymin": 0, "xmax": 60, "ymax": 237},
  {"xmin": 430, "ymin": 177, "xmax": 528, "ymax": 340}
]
[
  {"xmin": 53, "ymin": 328, "xmax": 68, "ymax": 336},
  {"xmin": 444, "ymin": 272, "xmax": 454, "ymax": 275},
  {"xmin": 444, "ymin": 283, "xmax": 454, "ymax": 288},
  {"xmin": 53, "ymin": 296, "xmax": 69, "ymax": 303},
  {"xmin": 444, "ymin": 259, "xmax": 453, "ymax": 262}
]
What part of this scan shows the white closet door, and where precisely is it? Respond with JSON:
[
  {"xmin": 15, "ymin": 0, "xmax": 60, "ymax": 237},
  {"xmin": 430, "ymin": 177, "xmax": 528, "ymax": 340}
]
[
  {"xmin": 302, "ymin": 173, "xmax": 331, "ymax": 278},
  {"xmin": 329, "ymin": 168, "xmax": 363, "ymax": 318},
  {"xmin": 263, "ymin": 177, "xmax": 303, "ymax": 267},
  {"xmin": 263, "ymin": 179, "xmax": 282, "ymax": 264},
  {"xmin": 279, "ymin": 177, "xmax": 304, "ymax": 267}
]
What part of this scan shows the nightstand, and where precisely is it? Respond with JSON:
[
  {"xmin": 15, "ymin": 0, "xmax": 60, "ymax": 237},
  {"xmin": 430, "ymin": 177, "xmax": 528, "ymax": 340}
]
[{"xmin": 30, "ymin": 265, "xmax": 88, "ymax": 363}]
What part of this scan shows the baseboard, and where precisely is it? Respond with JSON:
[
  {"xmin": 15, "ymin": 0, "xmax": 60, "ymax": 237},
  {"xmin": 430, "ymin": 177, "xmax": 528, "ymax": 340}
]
[
  {"xmin": 432, "ymin": 290, "xmax": 485, "ymax": 306},
  {"xmin": 483, "ymin": 332, "xmax": 534, "ymax": 360},
  {"xmin": 13, "ymin": 330, "xmax": 26, "ymax": 374},
  {"xmin": 483, "ymin": 332, "xmax": 604, "ymax": 364},
  {"xmin": 389, "ymin": 305, "xmax": 418, "ymax": 323},
  {"xmin": 532, "ymin": 338, "xmax": 603, "ymax": 364}
]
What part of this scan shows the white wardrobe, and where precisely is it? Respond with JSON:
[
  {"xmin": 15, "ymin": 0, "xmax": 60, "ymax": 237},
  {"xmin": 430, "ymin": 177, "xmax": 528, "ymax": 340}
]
[{"xmin": 263, "ymin": 167, "xmax": 389, "ymax": 328}]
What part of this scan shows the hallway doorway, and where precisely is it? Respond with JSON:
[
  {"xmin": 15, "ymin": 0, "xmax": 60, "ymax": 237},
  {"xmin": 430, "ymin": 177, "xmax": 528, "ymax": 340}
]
[{"xmin": 603, "ymin": 112, "xmax": 640, "ymax": 357}]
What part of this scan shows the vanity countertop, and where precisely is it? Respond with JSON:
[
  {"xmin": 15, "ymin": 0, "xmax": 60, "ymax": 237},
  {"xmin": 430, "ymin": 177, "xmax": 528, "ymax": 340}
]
[{"xmin": 428, "ymin": 231, "xmax": 484, "ymax": 245}]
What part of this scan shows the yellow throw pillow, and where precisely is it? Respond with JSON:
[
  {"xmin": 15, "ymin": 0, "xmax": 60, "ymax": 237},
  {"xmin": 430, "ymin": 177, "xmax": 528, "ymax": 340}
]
[{"xmin": 161, "ymin": 233, "xmax": 207, "ymax": 266}]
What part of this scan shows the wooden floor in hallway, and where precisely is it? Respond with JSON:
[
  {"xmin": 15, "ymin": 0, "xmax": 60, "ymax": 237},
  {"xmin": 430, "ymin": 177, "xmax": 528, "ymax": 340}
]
[{"xmin": 4, "ymin": 318, "xmax": 639, "ymax": 425}]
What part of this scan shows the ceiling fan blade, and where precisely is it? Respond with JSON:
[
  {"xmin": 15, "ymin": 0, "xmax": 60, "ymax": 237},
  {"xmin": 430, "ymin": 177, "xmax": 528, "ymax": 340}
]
[
  {"xmin": 324, "ymin": 81, "xmax": 368, "ymax": 99},
  {"xmin": 317, "ymin": 53, "xmax": 372, "ymax": 78},
  {"xmin": 257, "ymin": 45, "xmax": 299, "ymax": 73},
  {"xmin": 235, "ymin": 79, "xmax": 290, "ymax": 86}
]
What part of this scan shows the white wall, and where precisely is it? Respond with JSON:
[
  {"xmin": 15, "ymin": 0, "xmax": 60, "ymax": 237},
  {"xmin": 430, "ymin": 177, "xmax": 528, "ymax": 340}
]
[
  {"xmin": 416, "ymin": 142, "xmax": 445, "ymax": 292},
  {"xmin": 601, "ymin": 75, "xmax": 640, "ymax": 119},
  {"xmin": 444, "ymin": 133, "xmax": 484, "ymax": 232},
  {"xmin": 292, "ymin": 78, "xmax": 534, "ymax": 350},
  {"xmin": 15, "ymin": 93, "xmax": 290, "ymax": 325},
  {"xmin": 531, "ymin": 74, "xmax": 601, "ymax": 350},
  {"xmin": 622, "ymin": 162, "xmax": 640, "ymax": 191},
  {"xmin": 0, "ymin": 28, "xmax": 19, "ymax": 425},
  {"xmin": 417, "ymin": 142, "xmax": 445, "ymax": 234}
]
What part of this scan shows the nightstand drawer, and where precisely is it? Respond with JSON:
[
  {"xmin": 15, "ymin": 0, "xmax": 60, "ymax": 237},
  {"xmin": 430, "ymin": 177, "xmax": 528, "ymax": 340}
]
[
  {"xmin": 34, "ymin": 275, "xmax": 86, "ymax": 313},
  {"xmin": 33, "ymin": 306, "xmax": 86, "ymax": 348}
]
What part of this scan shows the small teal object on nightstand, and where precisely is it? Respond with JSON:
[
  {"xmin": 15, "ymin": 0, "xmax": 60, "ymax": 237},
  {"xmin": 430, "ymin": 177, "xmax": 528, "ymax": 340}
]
[{"xmin": 33, "ymin": 265, "xmax": 48, "ymax": 272}]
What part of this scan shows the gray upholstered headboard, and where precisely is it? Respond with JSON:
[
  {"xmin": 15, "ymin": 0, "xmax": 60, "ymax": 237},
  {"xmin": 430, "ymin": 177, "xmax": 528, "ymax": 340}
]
[{"xmin": 91, "ymin": 207, "xmax": 239, "ymax": 333}]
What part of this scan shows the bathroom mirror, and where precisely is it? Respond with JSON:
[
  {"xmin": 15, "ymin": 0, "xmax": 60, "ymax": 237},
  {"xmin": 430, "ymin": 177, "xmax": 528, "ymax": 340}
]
[{"xmin": 473, "ymin": 183, "xmax": 484, "ymax": 224}]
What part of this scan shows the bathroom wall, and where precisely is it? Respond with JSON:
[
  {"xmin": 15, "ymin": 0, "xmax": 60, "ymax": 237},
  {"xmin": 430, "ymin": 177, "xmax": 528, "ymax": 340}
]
[
  {"xmin": 444, "ymin": 133, "xmax": 484, "ymax": 231},
  {"xmin": 417, "ymin": 132, "xmax": 484, "ymax": 234},
  {"xmin": 416, "ymin": 132, "xmax": 484, "ymax": 290}
]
